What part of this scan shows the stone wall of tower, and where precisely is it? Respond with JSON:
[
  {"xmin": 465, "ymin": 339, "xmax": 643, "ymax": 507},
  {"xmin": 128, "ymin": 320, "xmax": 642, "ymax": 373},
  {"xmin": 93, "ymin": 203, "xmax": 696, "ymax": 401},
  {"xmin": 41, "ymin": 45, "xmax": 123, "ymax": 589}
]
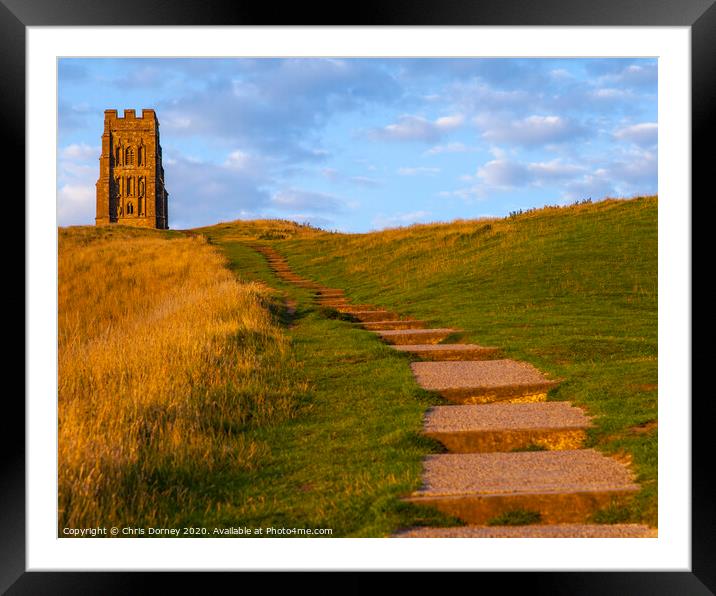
[{"xmin": 95, "ymin": 108, "xmax": 169, "ymax": 229}]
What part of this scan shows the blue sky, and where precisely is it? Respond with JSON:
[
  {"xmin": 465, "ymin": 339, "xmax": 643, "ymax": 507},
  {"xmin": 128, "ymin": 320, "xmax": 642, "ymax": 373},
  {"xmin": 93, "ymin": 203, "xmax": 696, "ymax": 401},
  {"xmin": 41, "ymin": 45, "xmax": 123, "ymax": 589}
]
[{"xmin": 58, "ymin": 58, "xmax": 657, "ymax": 232}]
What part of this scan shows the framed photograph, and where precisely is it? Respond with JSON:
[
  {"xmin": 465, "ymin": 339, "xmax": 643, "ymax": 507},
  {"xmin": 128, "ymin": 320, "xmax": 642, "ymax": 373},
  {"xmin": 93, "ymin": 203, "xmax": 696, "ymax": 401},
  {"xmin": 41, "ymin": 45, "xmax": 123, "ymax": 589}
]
[{"xmin": 13, "ymin": 0, "xmax": 710, "ymax": 591}]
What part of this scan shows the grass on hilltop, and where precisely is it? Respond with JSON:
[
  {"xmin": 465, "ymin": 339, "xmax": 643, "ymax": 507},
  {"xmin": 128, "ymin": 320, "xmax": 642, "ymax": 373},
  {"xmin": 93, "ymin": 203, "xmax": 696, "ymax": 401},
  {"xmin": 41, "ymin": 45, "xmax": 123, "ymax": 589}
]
[
  {"xmin": 59, "ymin": 224, "xmax": 451, "ymax": 536},
  {"xmin": 246, "ymin": 195, "xmax": 657, "ymax": 527},
  {"xmin": 193, "ymin": 218, "xmax": 329, "ymax": 242},
  {"xmin": 192, "ymin": 240, "xmax": 456, "ymax": 536},
  {"xmin": 58, "ymin": 226, "xmax": 308, "ymax": 531},
  {"xmin": 59, "ymin": 194, "xmax": 657, "ymax": 535}
]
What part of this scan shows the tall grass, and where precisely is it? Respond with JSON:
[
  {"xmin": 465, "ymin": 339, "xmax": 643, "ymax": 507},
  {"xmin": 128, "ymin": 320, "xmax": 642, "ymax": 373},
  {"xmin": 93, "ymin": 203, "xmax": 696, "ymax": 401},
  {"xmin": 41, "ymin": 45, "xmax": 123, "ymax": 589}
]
[{"xmin": 58, "ymin": 226, "xmax": 302, "ymax": 530}]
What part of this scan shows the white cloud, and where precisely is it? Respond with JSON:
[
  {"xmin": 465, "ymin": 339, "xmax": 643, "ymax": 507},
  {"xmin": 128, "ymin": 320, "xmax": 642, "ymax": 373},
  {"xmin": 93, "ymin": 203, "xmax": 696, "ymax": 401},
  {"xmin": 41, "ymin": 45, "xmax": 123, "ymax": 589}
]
[
  {"xmin": 450, "ymin": 81, "xmax": 531, "ymax": 113},
  {"xmin": 478, "ymin": 114, "xmax": 586, "ymax": 147},
  {"xmin": 424, "ymin": 142, "xmax": 473, "ymax": 155},
  {"xmin": 223, "ymin": 149, "xmax": 252, "ymax": 169},
  {"xmin": 595, "ymin": 62, "xmax": 657, "ymax": 89},
  {"xmin": 349, "ymin": 176, "xmax": 381, "ymax": 188},
  {"xmin": 222, "ymin": 149, "xmax": 268, "ymax": 178},
  {"xmin": 371, "ymin": 210, "xmax": 432, "ymax": 229},
  {"xmin": 58, "ymin": 183, "xmax": 95, "ymax": 225},
  {"xmin": 61, "ymin": 143, "xmax": 99, "ymax": 161},
  {"xmin": 607, "ymin": 148, "xmax": 657, "ymax": 186},
  {"xmin": 614, "ymin": 122, "xmax": 658, "ymax": 147},
  {"xmin": 58, "ymin": 143, "xmax": 100, "ymax": 226},
  {"xmin": 163, "ymin": 153, "xmax": 272, "ymax": 228},
  {"xmin": 562, "ymin": 174, "xmax": 616, "ymax": 202},
  {"xmin": 476, "ymin": 159, "xmax": 530, "ymax": 188},
  {"xmin": 397, "ymin": 167, "xmax": 441, "ymax": 176},
  {"xmin": 474, "ymin": 157, "xmax": 586, "ymax": 190},
  {"xmin": 439, "ymin": 186, "xmax": 487, "ymax": 201},
  {"xmin": 527, "ymin": 159, "xmax": 585, "ymax": 181},
  {"xmin": 447, "ymin": 157, "xmax": 593, "ymax": 198},
  {"xmin": 321, "ymin": 168, "xmax": 381, "ymax": 187},
  {"xmin": 368, "ymin": 114, "xmax": 464, "ymax": 143},
  {"xmin": 321, "ymin": 167, "xmax": 340, "ymax": 181},
  {"xmin": 435, "ymin": 114, "xmax": 464, "ymax": 129},
  {"xmin": 271, "ymin": 188, "xmax": 344, "ymax": 212},
  {"xmin": 591, "ymin": 88, "xmax": 628, "ymax": 99}
]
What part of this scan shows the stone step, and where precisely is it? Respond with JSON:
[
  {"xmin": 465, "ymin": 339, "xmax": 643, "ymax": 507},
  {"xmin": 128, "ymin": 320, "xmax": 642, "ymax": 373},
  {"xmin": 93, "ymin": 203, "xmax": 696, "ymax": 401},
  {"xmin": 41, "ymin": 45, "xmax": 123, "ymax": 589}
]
[
  {"xmin": 393, "ymin": 524, "xmax": 656, "ymax": 538},
  {"xmin": 334, "ymin": 304, "xmax": 378, "ymax": 313},
  {"xmin": 316, "ymin": 298, "xmax": 350, "ymax": 305},
  {"xmin": 358, "ymin": 320, "xmax": 427, "ymax": 330},
  {"xmin": 349, "ymin": 311, "xmax": 402, "ymax": 322},
  {"xmin": 391, "ymin": 343, "xmax": 501, "ymax": 361},
  {"xmin": 410, "ymin": 359, "xmax": 559, "ymax": 404},
  {"xmin": 376, "ymin": 328, "xmax": 459, "ymax": 345},
  {"xmin": 404, "ymin": 450, "xmax": 640, "ymax": 525},
  {"xmin": 423, "ymin": 402, "xmax": 592, "ymax": 453}
]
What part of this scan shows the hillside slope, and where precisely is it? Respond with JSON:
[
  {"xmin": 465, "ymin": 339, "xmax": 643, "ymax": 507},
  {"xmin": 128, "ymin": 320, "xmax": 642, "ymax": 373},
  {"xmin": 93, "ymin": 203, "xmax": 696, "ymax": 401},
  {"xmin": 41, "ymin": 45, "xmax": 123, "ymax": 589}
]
[
  {"xmin": 58, "ymin": 225, "xmax": 304, "ymax": 530},
  {"xmin": 271, "ymin": 196, "xmax": 658, "ymax": 525}
]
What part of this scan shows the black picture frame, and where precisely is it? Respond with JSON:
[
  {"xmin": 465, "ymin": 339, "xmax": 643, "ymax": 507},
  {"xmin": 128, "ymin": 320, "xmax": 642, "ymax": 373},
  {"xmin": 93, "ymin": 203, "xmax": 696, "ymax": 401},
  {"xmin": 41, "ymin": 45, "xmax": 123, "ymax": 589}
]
[{"xmin": 9, "ymin": 0, "xmax": 712, "ymax": 592}]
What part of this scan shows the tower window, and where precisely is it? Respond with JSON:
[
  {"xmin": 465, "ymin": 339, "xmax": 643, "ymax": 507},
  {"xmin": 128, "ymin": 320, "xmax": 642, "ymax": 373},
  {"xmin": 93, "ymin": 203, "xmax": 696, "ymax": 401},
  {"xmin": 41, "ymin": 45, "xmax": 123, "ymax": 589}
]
[
  {"xmin": 127, "ymin": 202, "xmax": 134, "ymax": 215},
  {"xmin": 126, "ymin": 147, "xmax": 134, "ymax": 166}
]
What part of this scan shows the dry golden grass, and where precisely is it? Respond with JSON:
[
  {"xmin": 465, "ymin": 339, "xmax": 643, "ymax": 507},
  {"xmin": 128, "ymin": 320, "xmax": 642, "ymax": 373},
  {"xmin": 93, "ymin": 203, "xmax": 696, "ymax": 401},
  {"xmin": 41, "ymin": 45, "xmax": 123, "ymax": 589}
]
[
  {"xmin": 192, "ymin": 218, "xmax": 330, "ymax": 241},
  {"xmin": 58, "ymin": 226, "xmax": 302, "ymax": 529}
]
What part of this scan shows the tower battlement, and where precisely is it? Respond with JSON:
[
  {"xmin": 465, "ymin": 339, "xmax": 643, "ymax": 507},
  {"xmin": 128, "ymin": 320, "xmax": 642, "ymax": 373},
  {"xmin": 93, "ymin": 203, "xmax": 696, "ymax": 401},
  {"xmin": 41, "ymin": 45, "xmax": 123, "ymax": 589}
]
[
  {"xmin": 95, "ymin": 109, "xmax": 169, "ymax": 229},
  {"xmin": 104, "ymin": 108, "xmax": 158, "ymax": 121}
]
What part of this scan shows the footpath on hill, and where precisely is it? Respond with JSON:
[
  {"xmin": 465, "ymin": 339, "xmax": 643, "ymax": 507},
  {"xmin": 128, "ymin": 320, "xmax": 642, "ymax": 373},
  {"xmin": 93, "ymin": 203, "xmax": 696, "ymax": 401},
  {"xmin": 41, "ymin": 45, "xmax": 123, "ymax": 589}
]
[
  {"xmin": 200, "ymin": 197, "xmax": 657, "ymax": 535},
  {"xmin": 200, "ymin": 239, "xmax": 454, "ymax": 536},
  {"xmin": 249, "ymin": 243, "xmax": 656, "ymax": 538},
  {"xmin": 269, "ymin": 197, "xmax": 658, "ymax": 529}
]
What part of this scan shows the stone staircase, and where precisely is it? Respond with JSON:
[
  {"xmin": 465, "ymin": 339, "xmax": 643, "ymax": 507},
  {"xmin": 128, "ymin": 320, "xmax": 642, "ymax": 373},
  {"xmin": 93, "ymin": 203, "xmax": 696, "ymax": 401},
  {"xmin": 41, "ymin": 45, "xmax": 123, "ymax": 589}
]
[{"xmin": 250, "ymin": 245, "xmax": 655, "ymax": 538}]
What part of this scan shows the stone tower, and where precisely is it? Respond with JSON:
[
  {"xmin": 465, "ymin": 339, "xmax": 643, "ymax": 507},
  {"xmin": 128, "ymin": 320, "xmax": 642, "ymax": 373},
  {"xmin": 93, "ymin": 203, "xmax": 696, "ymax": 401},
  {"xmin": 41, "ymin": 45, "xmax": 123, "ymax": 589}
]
[{"xmin": 95, "ymin": 109, "xmax": 169, "ymax": 229}]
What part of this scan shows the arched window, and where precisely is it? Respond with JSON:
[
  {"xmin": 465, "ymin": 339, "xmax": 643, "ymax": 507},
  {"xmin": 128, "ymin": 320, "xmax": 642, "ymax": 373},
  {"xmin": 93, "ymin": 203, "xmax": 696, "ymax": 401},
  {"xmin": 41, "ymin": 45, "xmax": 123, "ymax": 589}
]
[
  {"xmin": 127, "ymin": 176, "xmax": 133, "ymax": 196},
  {"xmin": 138, "ymin": 177, "xmax": 145, "ymax": 198},
  {"xmin": 115, "ymin": 146, "xmax": 121, "ymax": 166},
  {"xmin": 138, "ymin": 197, "xmax": 143, "ymax": 216},
  {"xmin": 126, "ymin": 146, "xmax": 134, "ymax": 166},
  {"xmin": 127, "ymin": 202, "xmax": 134, "ymax": 215},
  {"xmin": 138, "ymin": 145, "xmax": 145, "ymax": 166}
]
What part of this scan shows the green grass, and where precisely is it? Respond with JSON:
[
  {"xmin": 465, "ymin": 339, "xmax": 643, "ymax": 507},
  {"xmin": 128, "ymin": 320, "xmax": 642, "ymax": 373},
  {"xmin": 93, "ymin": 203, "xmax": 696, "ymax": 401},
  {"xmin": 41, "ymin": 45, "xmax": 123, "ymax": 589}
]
[
  {"xmin": 185, "ymin": 239, "xmax": 460, "ymax": 536},
  {"xmin": 487, "ymin": 510, "xmax": 542, "ymax": 526},
  {"xmin": 234, "ymin": 196, "xmax": 657, "ymax": 527}
]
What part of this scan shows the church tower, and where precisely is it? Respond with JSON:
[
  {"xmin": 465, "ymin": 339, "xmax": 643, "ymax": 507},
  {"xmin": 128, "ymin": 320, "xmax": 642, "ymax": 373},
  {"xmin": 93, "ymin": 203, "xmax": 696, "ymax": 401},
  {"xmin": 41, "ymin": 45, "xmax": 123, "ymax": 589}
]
[{"xmin": 95, "ymin": 109, "xmax": 169, "ymax": 229}]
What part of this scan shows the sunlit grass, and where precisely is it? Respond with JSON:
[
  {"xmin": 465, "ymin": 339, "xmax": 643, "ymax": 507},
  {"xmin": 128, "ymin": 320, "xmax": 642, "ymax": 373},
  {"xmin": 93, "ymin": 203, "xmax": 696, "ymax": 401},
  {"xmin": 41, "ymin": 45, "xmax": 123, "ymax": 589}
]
[
  {"xmin": 58, "ymin": 226, "xmax": 305, "ymax": 530},
  {"xmin": 266, "ymin": 196, "xmax": 658, "ymax": 526}
]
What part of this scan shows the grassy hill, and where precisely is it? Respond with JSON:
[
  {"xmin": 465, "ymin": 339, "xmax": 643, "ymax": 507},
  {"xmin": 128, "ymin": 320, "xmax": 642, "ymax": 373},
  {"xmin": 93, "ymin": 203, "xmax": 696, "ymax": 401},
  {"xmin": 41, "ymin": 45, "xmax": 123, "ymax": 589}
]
[
  {"xmin": 233, "ymin": 195, "xmax": 658, "ymax": 525},
  {"xmin": 58, "ymin": 225, "xmax": 307, "ymax": 531},
  {"xmin": 193, "ymin": 218, "xmax": 329, "ymax": 242},
  {"xmin": 58, "ymin": 195, "xmax": 657, "ymax": 534}
]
